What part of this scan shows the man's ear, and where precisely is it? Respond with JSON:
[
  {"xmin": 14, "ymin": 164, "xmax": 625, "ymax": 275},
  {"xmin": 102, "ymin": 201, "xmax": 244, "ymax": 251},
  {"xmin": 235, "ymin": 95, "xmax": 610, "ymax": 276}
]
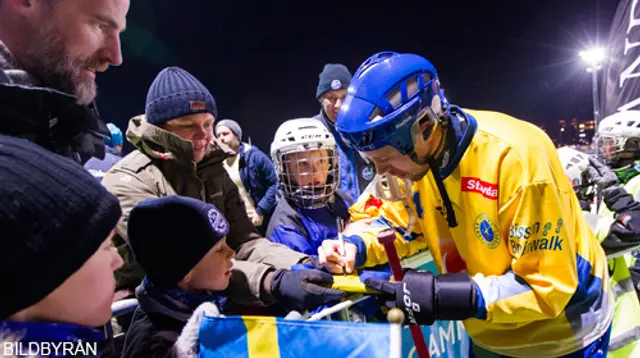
[
  {"xmin": 178, "ymin": 271, "xmax": 193, "ymax": 290},
  {"xmin": 4, "ymin": 0, "xmax": 39, "ymax": 16}
]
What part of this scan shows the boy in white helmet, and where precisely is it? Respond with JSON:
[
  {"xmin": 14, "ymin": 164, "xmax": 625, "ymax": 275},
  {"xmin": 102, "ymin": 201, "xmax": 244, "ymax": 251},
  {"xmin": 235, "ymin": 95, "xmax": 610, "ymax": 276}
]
[
  {"xmin": 557, "ymin": 145, "xmax": 640, "ymax": 357},
  {"xmin": 592, "ymin": 110, "xmax": 640, "ymax": 355},
  {"xmin": 595, "ymin": 111, "xmax": 640, "ymax": 255},
  {"xmin": 266, "ymin": 118, "xmax": 355, "ymax": 265}
]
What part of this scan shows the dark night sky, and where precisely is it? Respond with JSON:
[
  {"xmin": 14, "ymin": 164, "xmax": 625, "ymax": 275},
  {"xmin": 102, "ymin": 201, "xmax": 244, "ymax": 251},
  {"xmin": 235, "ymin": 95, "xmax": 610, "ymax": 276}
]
[{"xmin": 96, "ymin": 0, "xmax": 620, "ymax": 153}]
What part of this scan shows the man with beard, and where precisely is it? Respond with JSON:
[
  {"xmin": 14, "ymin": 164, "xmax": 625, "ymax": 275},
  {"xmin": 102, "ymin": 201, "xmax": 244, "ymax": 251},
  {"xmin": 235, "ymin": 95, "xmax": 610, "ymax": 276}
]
[
  {"xmin": 320, "ymin": 52, "xmax": 612, "ymax": 357},
  {"xmin": 0, "ymin": 0, "xmax": 128, "ymax": 163}
]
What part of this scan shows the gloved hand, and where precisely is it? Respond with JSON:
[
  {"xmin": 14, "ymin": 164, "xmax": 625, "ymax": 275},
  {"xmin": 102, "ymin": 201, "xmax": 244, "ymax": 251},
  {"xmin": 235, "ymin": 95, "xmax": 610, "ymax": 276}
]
[
  {"xmin": 578, "ymin": 199, "xmax": 592, "ymax": 211},
  {"xmin": 270, "ymin": 269, "xmax": 347, "ymax": 312},
  {"xmin": 602, "ymin": 186, "xmax": 640, "ymax": 255},
  {"xmin": 588, "ymin": 156, "xmax": 619, "ymax": 189},
  {"xmin": 364, "ymin": 270, "xmax": 477, "ymax": 326}
]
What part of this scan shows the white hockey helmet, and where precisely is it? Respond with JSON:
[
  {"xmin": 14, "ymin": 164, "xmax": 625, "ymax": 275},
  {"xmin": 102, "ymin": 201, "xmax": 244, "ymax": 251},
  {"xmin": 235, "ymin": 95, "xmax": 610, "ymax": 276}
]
[
  {"xmin": 557, "ymin": 146, "xmax": 595, "ymax": 201},
  {"xmin": 271, "ymin": 118, "xmax": 339, "ymax": 209},
  {"xmin": 597, "ymin": 110, "xmax": 640, "ymax": 167}
]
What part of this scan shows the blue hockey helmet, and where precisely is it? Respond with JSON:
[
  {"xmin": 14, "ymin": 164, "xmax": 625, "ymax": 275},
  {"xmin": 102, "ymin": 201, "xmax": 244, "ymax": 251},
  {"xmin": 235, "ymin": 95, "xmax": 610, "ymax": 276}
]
[
  {"xmin": 105, "ymin": 123, "xmax": 123, "ymax": 147},
  {"xmin": 335, "ymin": 52, "xmax": 448, "ymax": 156}
]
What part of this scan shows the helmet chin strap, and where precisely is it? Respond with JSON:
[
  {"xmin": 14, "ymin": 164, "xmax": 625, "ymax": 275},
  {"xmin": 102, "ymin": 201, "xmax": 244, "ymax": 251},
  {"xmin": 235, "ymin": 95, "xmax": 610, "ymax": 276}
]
[{"xmin": 407, "ymin": 113, "xmax": 458, "ymax": 228}]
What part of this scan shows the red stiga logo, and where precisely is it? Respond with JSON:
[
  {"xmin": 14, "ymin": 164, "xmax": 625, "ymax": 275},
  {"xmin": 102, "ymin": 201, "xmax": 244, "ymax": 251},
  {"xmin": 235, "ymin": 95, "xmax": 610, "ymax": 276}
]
[{"xmin": 461, "ymin": 177, "xmax": 498, "ymax": 200}]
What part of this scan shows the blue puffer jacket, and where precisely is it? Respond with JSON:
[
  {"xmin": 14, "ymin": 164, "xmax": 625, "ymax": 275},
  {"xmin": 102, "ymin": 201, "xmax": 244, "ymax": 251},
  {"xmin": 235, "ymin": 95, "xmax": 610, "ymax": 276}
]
[
  {"xmin": 84, "ymin": 145, "xmax": 123, "ymax": 182},
  {"xmin": 238, "ymin": 143, "xmax": 277, "ymax": 218},
  {"xmin": 265, "ymin": 190, "xmax": 354, "ymax": 256},
  {"xmin": 0, "ymin": 320, "xmax": 106, "ymax": 357},
  {"xmin": 314, "ymin": 111, "xmax": 375, "ymax": 201}
]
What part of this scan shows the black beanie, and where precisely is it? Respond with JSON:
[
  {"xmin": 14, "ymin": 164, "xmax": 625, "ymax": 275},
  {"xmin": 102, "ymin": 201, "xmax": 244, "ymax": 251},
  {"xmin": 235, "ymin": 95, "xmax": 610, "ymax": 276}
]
[
  {"xmin": 316, "ymin": 63, "xmax": 352, "ymax": 98},
  {"xmin": 128, "ymin": 195, "xmax": 230, "ymax": 288},
  {"xmin": 0, "ymin": 135, "xmax": 122, "ymax": 320}
]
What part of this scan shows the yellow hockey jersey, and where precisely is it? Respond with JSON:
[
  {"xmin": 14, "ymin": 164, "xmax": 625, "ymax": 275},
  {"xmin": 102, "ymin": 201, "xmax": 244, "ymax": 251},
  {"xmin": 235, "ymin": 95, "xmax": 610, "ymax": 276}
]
[{"xmin": 346, "ymin": 109, "xmax": 613, "ymax": 357}]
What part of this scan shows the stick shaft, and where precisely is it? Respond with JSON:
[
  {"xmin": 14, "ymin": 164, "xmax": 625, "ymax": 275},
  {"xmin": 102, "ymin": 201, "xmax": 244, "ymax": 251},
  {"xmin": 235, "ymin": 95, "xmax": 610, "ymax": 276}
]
[{"xmin": 378, "ymin": 231, "xmax": 431, "ymax": 358}]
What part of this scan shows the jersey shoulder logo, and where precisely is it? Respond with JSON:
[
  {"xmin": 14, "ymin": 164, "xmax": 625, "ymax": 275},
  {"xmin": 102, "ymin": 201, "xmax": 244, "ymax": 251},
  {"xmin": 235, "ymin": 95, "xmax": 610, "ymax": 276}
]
[{"xmin": 474, "ymin": 213, "xmax": 501, "ymax": 249}]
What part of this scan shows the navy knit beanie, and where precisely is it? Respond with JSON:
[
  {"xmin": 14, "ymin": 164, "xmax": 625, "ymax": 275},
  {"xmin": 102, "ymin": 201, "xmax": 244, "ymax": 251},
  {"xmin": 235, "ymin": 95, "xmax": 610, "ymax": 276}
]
[
  {"xmin": 0, "ymin": 135, "xmax": 122, "ymax": 320},
  {"xmin": 215, "ymin": 119, "xmax": 242, "ymax": 140},
  {"xmin": 128, "ymin": 196, "xmax": 230, "ymax": 288},
  {"xmin": 316, "ymin": 63, "xmax": 352, "ymax": 98},
  {"xmin": 145, "ymin": 67, "xmax": 218, "ymax": 126}
]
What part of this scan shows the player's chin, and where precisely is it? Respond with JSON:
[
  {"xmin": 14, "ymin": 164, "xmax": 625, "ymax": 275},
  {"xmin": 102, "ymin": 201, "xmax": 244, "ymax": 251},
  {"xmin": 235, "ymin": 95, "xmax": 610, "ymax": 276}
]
[{"xmin": 408, "ymin": 170, "xmax": 429, "ymax": 182}]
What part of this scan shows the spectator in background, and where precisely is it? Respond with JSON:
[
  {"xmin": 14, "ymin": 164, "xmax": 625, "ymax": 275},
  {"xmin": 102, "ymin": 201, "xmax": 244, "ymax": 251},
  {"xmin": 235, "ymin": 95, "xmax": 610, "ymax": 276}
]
[
  {"xmin": 0, "ymin": 135, "xmax": 123, "ymax": 353},
  {"xmin": 103, "ymin": 67, "xmax": 344, "ymax": 314},
  {"xmin": 216, "ymin": 119, "xmax": 278, "ymax": 235},
  {"xmin": 314, "ymin": 63, "xmax": 376, "ymax": 200},
  {"xmin": 85, "ymin": 123, "xmax": 125, "ymax": 181},
  {"xmin": 267, "ymin": 118, "xmax": 353, "ymax": 261},
  {"xmin": 0, "ymin": 0, "xmax": 129, "ymax": 163},
  {"xmin": 123, "ymin": 196, "xmax": 235, "ymax": 357}
]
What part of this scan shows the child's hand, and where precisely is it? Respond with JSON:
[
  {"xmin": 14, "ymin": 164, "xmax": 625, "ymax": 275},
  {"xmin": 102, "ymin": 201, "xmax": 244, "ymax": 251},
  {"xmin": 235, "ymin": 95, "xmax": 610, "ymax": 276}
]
[{"xmin": 318, "ymin": 240, "xmax": 357, "ymax": 274}]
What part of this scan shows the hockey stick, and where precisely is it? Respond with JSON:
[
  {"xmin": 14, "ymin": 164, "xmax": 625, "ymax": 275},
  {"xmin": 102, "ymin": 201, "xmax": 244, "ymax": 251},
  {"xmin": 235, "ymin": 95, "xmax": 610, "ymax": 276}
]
[{"xmin": 377, "ymin": 229, "xmax": 431, "ymax": 358}]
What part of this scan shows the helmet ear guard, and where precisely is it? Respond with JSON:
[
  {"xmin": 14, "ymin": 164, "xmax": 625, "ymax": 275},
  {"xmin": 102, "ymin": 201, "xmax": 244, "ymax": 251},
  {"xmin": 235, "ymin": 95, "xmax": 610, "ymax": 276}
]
[{"xmin": 406, "ymin": 77, "xmax": 453, "ymax": 165}]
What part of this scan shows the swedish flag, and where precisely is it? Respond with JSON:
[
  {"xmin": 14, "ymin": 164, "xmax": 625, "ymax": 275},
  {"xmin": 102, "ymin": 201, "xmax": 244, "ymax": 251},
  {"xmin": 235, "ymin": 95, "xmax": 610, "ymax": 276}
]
[{"xmin": 198, "ymin": 315, "xmax": 396, "ymax": 357}]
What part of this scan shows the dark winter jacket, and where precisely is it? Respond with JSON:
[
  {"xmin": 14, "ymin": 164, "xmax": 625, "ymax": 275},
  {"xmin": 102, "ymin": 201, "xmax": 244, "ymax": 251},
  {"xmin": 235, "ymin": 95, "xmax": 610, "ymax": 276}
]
[
  {"xmin": 122, "ymin": 279, "xmax": 225, "ymax": 358},
  {"xmin": 102, "ymin": 115, "xmax": 307, "ymax": 303},
  {"xmin": 0, "ymin": 41, "xmax": 109, "ymax": 164},
  {"xmin": 237, "ymin": 143, "xmax": 277, "ymax": 223},
  {"xmin": 84, "ymin": 146, "xmax": 123, "ymax": 182},
  {"xmin": 314, "ymin": 110, "xmax": 375, "ymax": 200},
  {"xmin": 266, "ymin": 190, "xmax": 354, "ymax": 256}
]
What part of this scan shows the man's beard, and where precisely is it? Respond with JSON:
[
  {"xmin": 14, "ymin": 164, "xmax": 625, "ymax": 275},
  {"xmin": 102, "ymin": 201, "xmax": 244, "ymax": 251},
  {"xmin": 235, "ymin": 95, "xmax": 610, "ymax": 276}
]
[
  {"xmin": 407, "ymin": 163, "xmax": 431, "ymax": 182},
  {"xmin": 22, "ymin": 23, "xmax": 107, "ymax": 105}
]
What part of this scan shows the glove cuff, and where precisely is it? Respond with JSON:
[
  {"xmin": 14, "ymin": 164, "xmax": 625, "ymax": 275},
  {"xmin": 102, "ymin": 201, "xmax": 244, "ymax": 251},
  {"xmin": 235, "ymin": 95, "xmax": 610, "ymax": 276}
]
[
  {"xmin": 395, "ymin": 270, "xmax": 436, "ymax": 325},
  {"xmin": 434, "ymin": 273, "xmax": 477, "ymax": 321},
  {"xmin": 266, "ymin": 268, "xmax": 284, "ymax": 302}
]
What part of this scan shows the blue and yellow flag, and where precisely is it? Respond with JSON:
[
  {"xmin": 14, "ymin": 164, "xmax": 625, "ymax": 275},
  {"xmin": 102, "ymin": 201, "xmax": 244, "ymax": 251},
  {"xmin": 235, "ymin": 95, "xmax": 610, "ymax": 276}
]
[{"xmin": 198, "ymin": 315, "xmax": 396, "ymax": 358}]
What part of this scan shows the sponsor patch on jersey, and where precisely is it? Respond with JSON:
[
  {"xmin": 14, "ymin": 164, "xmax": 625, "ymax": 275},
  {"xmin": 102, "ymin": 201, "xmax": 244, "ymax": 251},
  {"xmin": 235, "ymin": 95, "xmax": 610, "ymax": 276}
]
[
  {"xmin": 461, "ymin": 177, "xmax": 498, "ymax": 200},
  {"xmin": 474, "ymin": 213, "xmax": 501, "ymax": 249}
]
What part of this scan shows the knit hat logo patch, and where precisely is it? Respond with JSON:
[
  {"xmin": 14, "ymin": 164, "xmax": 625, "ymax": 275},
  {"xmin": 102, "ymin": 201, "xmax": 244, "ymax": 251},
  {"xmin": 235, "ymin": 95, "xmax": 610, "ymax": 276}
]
[
  {"xmin": 331, "ymin": 79, "xmax": 341, "ymax": 90},
  {"xmin": 208, "ymin": 207, "xmax": 228, "ymax": 236},
  {"xmin": 190, "ymin": 101, "xmax": 207, "ymax": 111}
]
